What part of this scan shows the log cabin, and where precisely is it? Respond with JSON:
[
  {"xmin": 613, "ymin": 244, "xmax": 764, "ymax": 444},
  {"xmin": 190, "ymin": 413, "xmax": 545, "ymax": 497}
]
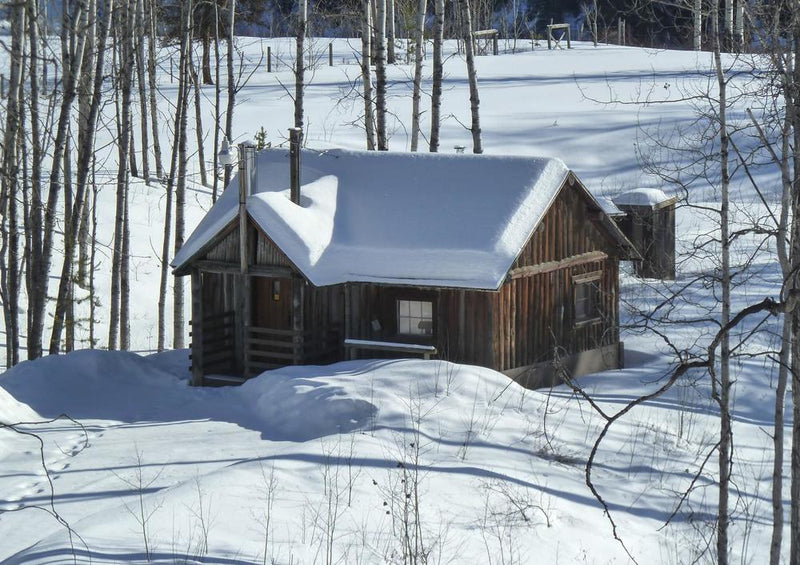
[{"xmin": 172, "ymin": 137, "xmax": 637, "ymax": 388}]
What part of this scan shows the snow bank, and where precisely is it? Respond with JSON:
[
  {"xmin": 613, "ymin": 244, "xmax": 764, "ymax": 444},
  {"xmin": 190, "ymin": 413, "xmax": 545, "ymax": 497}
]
[
  {"xmin": 239, "ymin": 359, "xmax": 528, "ymax": 442},
  {"xmin": 0, "ymin": 350, "xmax": 189, "ymax": 421}
]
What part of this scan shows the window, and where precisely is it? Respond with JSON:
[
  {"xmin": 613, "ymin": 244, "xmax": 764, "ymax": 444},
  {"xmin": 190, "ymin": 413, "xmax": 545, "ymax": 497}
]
[
  {"xmin": 574, "ymin": 272, "xmax": 601, "ymax": 324},
  {"xmin": 397, "ymin": 300, "xmax": 433, "ymax": 336}
]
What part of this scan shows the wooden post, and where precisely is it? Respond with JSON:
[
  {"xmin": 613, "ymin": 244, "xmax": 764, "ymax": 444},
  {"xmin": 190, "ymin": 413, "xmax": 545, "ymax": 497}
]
[
  {"xmin": 618, "ymin": 18, "xmax": 622, "ymax": 45},
  {"xmin": 289, "ymin": 127, "xmax": 302, "ymax": 204},
  {"xmin": 492, "ymin": 34, "xmax": 498, "ymax": 56},
  {"xmin": 566, "ymin": 26, "xmax": 571, "ymax": 49},
  {"xmin": 292, "ymin": 277, "xmax": 305, "ymax": 363},
  {"xmin": 0, "ymin": 75, "xmax": 4, "ymax": 98},
  {"xmin": 267, "ymin": 46, "xmax": 272, "ymax": 72},
  {"xmin": 329, "ymin": 42, "xmax": 333, "ymax": 66},
  {"xmin": 344, "ymin": 284, "xmax": 352, "ymax": 360},
  {"xmin": 170, "ymin": 57, "xmax": 174, "ymax": 82},
  {"xmin": 191, "ymin": 269, "xmax": 204, "ymax": 386}
]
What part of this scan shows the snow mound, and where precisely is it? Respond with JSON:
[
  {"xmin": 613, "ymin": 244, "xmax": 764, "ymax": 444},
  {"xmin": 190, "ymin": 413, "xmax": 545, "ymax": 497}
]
[
  {"xmin": 0, "ymin": 350, "xmax": 188, "ymax": 421},
  {"xmin": 239, "ymin": 359, "xmax": 528, "ymax": 442},
  {"xmin": 613, "ymin": 187, "xmax": 672, "ymax": 208}
]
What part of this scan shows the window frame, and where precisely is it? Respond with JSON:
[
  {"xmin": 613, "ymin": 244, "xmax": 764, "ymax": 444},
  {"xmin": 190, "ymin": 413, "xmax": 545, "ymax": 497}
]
[
  {"xmin": 573, "ymin": 271, "xmax": 602, "ymax": 326},
  {"xmin": 396, "ymin": 298, "xmax": 435, "ymax": 337}
]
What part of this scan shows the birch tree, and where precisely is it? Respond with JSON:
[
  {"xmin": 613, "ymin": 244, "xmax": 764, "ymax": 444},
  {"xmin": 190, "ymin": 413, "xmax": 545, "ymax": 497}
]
[
  {"xmin": 429, "ymin": 0, "xmax": 445, "ymax": 152},
  {"xmin": 375, "ymin": 0, "xmax": 389, "ymax": 150},
  {"xmin": 360, "ymin": 0, "xmax": 377, "ymax": 150},
  {"xmin": 457, "ymin": 0, "xmax": 482, "ymax": 153},
  {"xmin": 410, "ymin": 0, "xmax": 427, "ymax": 151},
  {"xmin": 295, "ymin": 0, "xmax": 307, "ymax": 130}
]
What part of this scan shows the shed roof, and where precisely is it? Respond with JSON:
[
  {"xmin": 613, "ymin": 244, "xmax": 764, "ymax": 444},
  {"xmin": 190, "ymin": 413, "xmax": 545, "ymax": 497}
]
[{"xmin": 173, "ymin": 148, "xmax": 607, "ymax": 289}]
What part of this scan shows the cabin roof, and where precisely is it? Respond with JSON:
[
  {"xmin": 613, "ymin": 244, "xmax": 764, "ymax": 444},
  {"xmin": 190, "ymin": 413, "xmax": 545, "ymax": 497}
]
[{"xmin": 173, "ymin": 148, "xmax": 611, "ymax": 289}]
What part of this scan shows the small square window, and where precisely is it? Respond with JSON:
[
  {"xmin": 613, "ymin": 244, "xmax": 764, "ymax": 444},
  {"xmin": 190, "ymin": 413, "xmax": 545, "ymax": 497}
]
[{"xmin": 397, "ymin": 299, "xmax": 434, "ymax": 336}]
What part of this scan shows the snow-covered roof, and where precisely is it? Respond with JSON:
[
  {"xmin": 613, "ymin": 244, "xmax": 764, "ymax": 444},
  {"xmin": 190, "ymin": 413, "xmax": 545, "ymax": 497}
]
[
  {"xmin": 173, "ymin": 148, "xmax": 573, "ymax": 290},
  {"xmin": 612, "ymin": 187, "xmax": 674, "ymax": 209}
]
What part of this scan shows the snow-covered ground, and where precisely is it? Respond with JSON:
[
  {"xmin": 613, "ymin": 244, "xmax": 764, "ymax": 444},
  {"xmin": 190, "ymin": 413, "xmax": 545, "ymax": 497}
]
[{"xmin": 0, "ymin": 38, "xmax": 790, "ymax": 563}]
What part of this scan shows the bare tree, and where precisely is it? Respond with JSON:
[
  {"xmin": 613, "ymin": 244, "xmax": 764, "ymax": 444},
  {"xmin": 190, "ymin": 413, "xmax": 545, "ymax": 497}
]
[
  {"xmin": 457, "ymin": 0, "xmax": 482, "ymax": 153},
  {"xmin": 295, "ymin": 0, "xmax": 307, "ymax": 130},
  {"xmin": 109, "ymin": 0, "xmax": 135, "ymax": 350},
  {"xmin": 410, "ymin": 0, "xmax": 427, "ymax": 151},
  {"xmin": 375, "ymin": 0, "xmax": 389, "ymax": 150},
  {"xmin": 429, "ymin": 0, "xmax": 444, "ymax": 152},
  {"xmin": 360, "ymin": 0, "xmax": 377, "ymax": 150}
]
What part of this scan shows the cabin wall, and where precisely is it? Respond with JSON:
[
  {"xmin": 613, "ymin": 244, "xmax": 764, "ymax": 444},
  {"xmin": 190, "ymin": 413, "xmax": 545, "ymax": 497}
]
[
  {"xmin": 495, "ymin": 178, "xmax": 622, "ymax": 378},
  {"xmin": 513, "ymin": 179, "xmax": 616, "ymax": 270}
]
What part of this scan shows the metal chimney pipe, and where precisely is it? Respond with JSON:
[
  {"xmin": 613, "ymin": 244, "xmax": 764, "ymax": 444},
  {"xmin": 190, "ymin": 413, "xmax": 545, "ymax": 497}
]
[
  {"xmin": 238, "ymin": 141, "xmax": 256, "ymax": 276},
  {"xmin": 289, "ymin": 128, "xmax": 302, "ymax": 204}
]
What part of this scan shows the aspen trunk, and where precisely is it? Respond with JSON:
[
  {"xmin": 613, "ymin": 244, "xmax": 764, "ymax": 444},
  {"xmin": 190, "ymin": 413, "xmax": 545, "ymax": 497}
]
[
  {"xmin": 135, "ymin": 0, "xmax": 150, "ymax": 182},
  {"xmin": 458, "ymin": 0, "xmax": 482, "ymax": 154},
  {"xmin": 387, "ymin": 0, "xmax": 396, "ymax": 64},
  {"xmin": 173, "ymin": 0, "xmax": 194, "ymax": 350},
  {"xmin": 224, "ymin": 0, "xmax": 236, "ymax": 187},
  {"xmin": 410, "ymin": 0, "xmax": 427, "ymax": 151},
  {"xmin": 190, "ymin": 56, "xmax": 209, "ymax": 187},
  {"xmin": 0, "ymin": 1, "xmax": 25, "ymax": 367},
  {"xmin": 109, "ymin": 0, "xmax": 135, "ymax": 350},
  {"xmin": 429, "ymin": 0, "xmax": 444, "ymax": 152},
  {"xmin": 147, "ymin": 0, "xmax": 164, "ymax": 179},
  {"xmin": 693, "ymin": 0, "xmax": 702, "ymax": 51},
  {"xmin": 212, "ymin": 4, "xmax": 222, "ymax": 201},
  {"xmin": 375, "ymin": 0, "xmax": 388, "ymax": 150},
  {"xmin": 295, "ymin": 0, "xmax": 307, "ymax": 130},
  {"xmin": 361, "ymin": 0, "xmax": 376, "ymax": 150}
]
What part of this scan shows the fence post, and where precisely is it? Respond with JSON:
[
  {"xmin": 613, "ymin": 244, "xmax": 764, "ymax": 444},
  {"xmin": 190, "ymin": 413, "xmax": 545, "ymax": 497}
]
[
  {"xmin": 0, "ymin": 75, "xmax": 4, "ymax": 99},
  {"xmin": 170, "ymin": 58, "xmax": 174, "ymax": 83},
  {"xmin": 267, "ymin": 46, "xmax": 272, "ymax": 72},
  {"xmin": 329, "ymin": 42, "xmax": 333, "ymax": 66}
]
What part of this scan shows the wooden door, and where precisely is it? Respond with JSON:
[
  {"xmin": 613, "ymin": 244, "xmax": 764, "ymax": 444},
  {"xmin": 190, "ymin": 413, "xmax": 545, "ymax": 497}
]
[{"xmin": 252, "ymin": 277, "xmax": 293, "ymax": 330}]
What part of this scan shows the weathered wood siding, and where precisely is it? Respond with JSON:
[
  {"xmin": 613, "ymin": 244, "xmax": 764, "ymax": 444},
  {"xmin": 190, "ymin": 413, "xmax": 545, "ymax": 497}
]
[
  {"xmin": 494, "ymin": 177, "xmax": 621, "ymax": 372},
  {"xmin": 512, "ymin": 177, "xmax": 617, "ymax": 270},
  {"xmin": 201, "ymin": 220, "xmax": 294, "ymax": 269}
]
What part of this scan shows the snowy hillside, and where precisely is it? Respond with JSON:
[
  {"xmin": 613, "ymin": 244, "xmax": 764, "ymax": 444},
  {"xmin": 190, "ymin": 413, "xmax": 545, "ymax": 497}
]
[{"xmin": 0, "ymin": 36, "xmax": 790, "ymax": 564}]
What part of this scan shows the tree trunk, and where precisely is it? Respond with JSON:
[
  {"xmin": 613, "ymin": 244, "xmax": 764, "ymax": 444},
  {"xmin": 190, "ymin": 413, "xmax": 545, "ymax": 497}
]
[
  {"xmin": 135, "ymin": 0, "xmax": 150, "ymax": 183},
  {"xmin": 191, "ymin": 57, "xmax": 209, "ymax": 187},
  {"xmin": 410, "ymin": 0, "xmax": 427, "ymax": 151},
  {"xmin": 147, "ymin": 0, "xmax": 164, "ymax": 179},
  {"xmin": 361, "ymin": 0, "xmax": 376, "ymax": 150},
  {"xmin": 0, "ymin": 1, "xmax": 25, "ymax": 368},
  {"xmin": 429, "ymin": 0, "xmax": 445, "ymax": 152},
  {"xmin": 693, "ymin": 0, "xmax": 702, "ymax": 51},
  {"xmin": 224, "ymin": 0, "xmax": 237, "ymax": 187},
  {"xmin": 212, "ymin": 4, "xmax": 222, "ymax": 201},
  {"xmin": 109, "ymin": 0, "xmax": 134, "ymax": 350},
  {"xmin": 202, "ymin": 33, "xmax": 214, "ymax": 85},
  {"xmin": 173, "ymin": 0, "xmax": 194, "ymax": 350},
  {"xmin": 387, "ymin": 0, "xmax": 396, "ymax": 64},
  {"xmin": 458, "ymin": 0, "xmax": 483, "ymax": 154},
  {"xmin": 712, "ymin": 6, "xmax": 730, "ymax": 558},
  {"xmin": 375, "ymin": 0, "xmax": 388, "ymax": 150},
  {"xmin": 295, "ymin": 0, "xmax": 307, "ymax": 130}
]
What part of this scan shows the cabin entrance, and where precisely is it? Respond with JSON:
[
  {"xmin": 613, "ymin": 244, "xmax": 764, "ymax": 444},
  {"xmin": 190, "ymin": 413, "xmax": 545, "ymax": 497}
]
[
  {"xmin": 247, "ymin": 276, "xmax": 296, "ymax": 373},
  {"xmin": 252, "ymin": 276, "xmax": 293, "ymax": 330}
]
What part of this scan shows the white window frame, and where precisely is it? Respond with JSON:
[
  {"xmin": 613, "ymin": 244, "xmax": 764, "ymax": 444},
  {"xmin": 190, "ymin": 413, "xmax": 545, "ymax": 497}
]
[{"xmin": 397, "ymin": 299, "xmax": 434, "ymax": 336}]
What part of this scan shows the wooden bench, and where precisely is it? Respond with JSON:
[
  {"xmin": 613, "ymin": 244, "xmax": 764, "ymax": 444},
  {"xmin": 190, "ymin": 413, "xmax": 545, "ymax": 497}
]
[{"xmin": 344, "ymin": 338, "xmax": 437, "ymax": 360}]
